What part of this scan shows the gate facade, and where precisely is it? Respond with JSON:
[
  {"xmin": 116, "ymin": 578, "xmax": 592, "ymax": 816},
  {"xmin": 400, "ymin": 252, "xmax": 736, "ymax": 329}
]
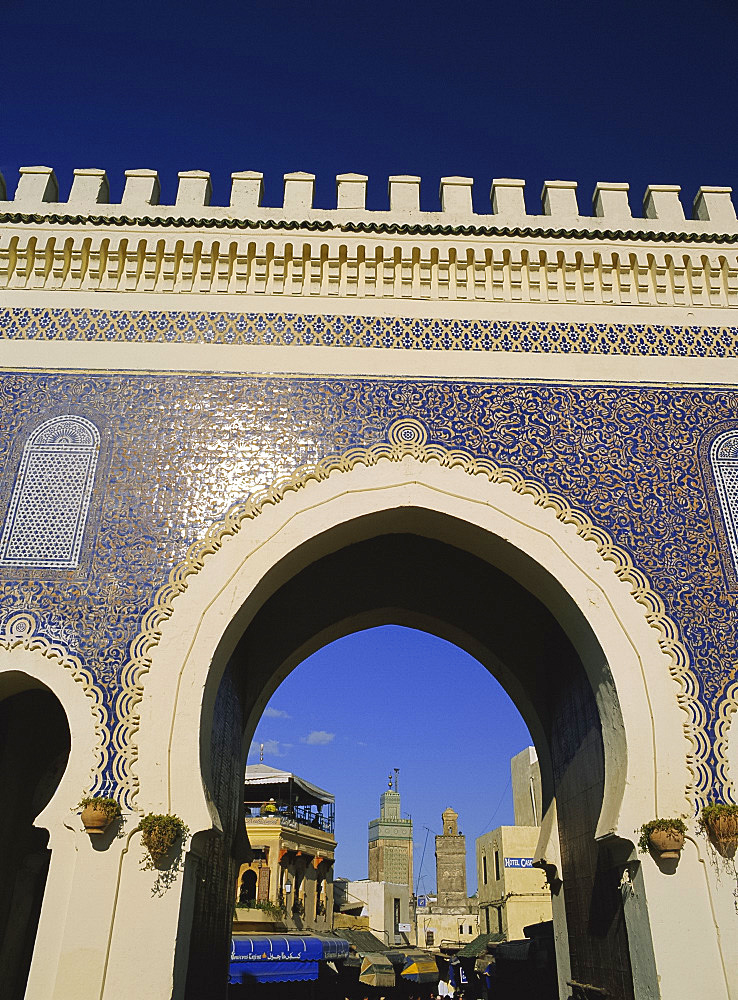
[{"xmin": 0, "ymin": 166, "xmax": 736, "ymax": 999}]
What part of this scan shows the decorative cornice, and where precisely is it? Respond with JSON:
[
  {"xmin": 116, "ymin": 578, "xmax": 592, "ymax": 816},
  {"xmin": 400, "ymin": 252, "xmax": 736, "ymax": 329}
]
[
  {"xmin": 2, "ymin": 231, "xmax": 737, "ymax": 308},
  {"xmin": 3, "ymin": 170, "xmax": 738, "ymax": 306},
  {"xmin": 110, "ymin": 421, "xmax": 703, "ymax": 813}
]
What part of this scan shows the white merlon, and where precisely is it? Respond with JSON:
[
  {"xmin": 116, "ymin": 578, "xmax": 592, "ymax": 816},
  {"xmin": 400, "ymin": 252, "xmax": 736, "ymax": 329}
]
[
  {"xmin": 1, "ymin": 167, "xmax": 737, "ymax": 232},
  {"xmin": 693, "ymin": 186, "xmax": 736, "ymax": 225},
  {"xmin": 283, "ymin": 172, "xmax": 315, "ymax": 211},
  {"xmin": 643, "ymin": 184, "xmax": 684, "ymax": 224},
  {"xmin": 491, "ymin": 178, "xmax": 527, "ymax": 218},
  {"xmin": 440, "ymin": 176, "xmax": 473, "ymax": 215},
  {"xmin": 389, "ymin": 175, "xmax": 421, "ymax": 213},
  {"xmin": 336, "ymin": 173, "xmax": 368, "ymax": 210},
  {"xmin": 542, "ymin": 180, "xmax": 579, "ymax": 218},
  {"xmin": 14, "ymin": 166, "xmax": 59, "ymax": 207},
  {"xmin": 593, "ymin": 182, "xmax": 632, "ymax": 221},
  {"xmin": 68, "ymin": 169, "xmax": 109, "ymax": 207},
  {"xmin": 176, "ymin": 170, "xmax": 212, "ymax": 208},
  {"xmin": 122, "ymin": 169, "xmax": 161, "ymax": 208},
  {"xmin": 231, "ymin": 171, "xmax": 263, "ymax": 211}
]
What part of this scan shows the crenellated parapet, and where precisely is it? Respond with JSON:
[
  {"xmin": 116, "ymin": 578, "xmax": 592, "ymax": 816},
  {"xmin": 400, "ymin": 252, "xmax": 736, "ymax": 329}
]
[
  {"xmin": 1, "ymin": 166, "xmax": 737, "ymax": 307},
  {"xmin": 2, "ymin": 165, "xmax": 737, "ymax": 226}
]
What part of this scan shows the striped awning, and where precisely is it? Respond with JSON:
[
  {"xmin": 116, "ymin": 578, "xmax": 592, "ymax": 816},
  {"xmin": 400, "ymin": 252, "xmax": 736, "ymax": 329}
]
[
  {"xmin": 229, "ymin": 934, "xmax": 349, "ymax": 984},
  {"xmin": 387, "ymin": 951, "xmax": 439, "ymax": 984}
]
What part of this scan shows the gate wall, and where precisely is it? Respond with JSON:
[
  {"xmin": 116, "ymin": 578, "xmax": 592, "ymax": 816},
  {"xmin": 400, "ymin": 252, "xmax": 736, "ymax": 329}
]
[{"xmin": 0, "ymin": 165, "xmax": 736, "ymax": 999}]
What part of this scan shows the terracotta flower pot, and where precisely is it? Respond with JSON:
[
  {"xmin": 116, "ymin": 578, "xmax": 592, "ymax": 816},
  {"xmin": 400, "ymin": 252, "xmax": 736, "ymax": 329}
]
[
  {"xmin": 648, "ymin": 827, "xmax": 685, "ymax": 859},
  {"xmin": 704, "ymin": 812, "xmax": 738, "ymax": 859},
  {"xmin": 81, "ymin": 803, "xmax": 114, "ymax": 835}
]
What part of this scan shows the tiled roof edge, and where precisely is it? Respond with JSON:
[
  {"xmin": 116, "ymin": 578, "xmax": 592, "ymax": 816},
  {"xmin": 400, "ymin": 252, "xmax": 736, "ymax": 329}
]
[{"xmin": 2, "ymin": 211, "xmax": 738, "ymax": 244}]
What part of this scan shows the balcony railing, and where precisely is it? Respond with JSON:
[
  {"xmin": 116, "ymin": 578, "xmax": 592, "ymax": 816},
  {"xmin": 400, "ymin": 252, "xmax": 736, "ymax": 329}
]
[{"xmin": 244, "ymin": 800, "xmax": 335, "ymax": 834}]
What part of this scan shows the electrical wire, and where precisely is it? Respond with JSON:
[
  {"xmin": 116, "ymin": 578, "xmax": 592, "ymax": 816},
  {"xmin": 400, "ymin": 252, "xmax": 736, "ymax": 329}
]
[{"xmin": 476, "ymin": 776, "xmax": 511, "ymax": 837}]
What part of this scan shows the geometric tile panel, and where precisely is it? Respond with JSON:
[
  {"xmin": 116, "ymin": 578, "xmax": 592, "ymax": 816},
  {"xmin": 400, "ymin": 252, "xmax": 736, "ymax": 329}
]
[
  {"xmin": 0, "ymin": 415, "xmax": 99, "ymax": 568},
  {"xmin": 1, "ymin": 305, "xmax": 738, "ymax": 359}
]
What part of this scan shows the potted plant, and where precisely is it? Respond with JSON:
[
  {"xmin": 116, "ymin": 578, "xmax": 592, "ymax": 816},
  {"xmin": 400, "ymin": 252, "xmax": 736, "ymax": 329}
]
[
  {"xmin": 700, "ymin": 803, "xmax": 738, "ymax": 859},
  {"xmin": 79, "ymin": 796, "xmax": 121, "ymax": 835},
  {"xmin": 140, "ymin": 813, "xmax": 188, "ymax": 865},
  {"xmin": 638, "ymin": 818, "xmax": 687, "ymax": 859}
]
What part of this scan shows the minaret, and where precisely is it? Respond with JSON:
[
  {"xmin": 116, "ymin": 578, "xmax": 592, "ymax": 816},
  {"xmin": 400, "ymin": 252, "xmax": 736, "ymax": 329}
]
[
  {"xmin": 435, "ymin": 807, "xmax": 468, "ymax": 908},
  {"xmin": 368, "ymin": 771, "xmax": 413, "ymax": 892}
]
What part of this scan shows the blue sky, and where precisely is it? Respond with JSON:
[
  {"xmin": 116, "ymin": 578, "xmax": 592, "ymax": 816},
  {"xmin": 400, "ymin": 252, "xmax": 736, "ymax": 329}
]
[
  {"xmin": 2, "ymin": 1, "xmax": 737, "ymax": 210},
  {"xmin": 248, "ymin": 626, "xmax": 532, "ymax": 893}
]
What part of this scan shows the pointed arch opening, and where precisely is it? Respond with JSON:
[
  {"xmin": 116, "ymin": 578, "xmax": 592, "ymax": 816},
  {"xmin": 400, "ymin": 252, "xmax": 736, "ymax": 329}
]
[{"xmin": 136, "ymin": 459, "xmax": 692, "ymax": 1000}]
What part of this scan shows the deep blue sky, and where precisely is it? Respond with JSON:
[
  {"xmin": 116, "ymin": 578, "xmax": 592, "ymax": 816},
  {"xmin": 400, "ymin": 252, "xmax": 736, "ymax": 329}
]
[
  {"xmin": 248, "ymin": 626, "xmax": 532, "ymax": 893},
  {"xmin": 3, "ymin": 1, "xmax": 737, "ymax": 212}
]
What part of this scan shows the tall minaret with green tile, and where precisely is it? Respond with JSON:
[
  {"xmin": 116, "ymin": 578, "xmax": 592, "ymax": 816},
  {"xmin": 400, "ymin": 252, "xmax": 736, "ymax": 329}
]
[{"xmin": 368, "ymin": 770, "xmax": 413, "ymax": 892}]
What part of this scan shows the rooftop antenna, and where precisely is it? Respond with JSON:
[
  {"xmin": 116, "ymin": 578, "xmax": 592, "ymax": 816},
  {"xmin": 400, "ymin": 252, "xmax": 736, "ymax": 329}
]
[
  {"xmin": 260, "ymin": 743, "xmax": 264, "ymax": 763},
  {"xmin": 394, "ymin": 767, "xmax": 399, "ymax": 793}
]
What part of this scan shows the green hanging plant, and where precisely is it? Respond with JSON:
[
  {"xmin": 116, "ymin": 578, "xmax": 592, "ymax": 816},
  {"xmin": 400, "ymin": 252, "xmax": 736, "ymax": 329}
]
[
  {"xmin": 140, "ymin": 813, "xmax": 189, "ymax": 865},
  {"xmin": 78, "ymin": 796, "xmax": 121, "ymax": 834},
  {"xmin": 638, "ymin": 818, "xmax": 686, "ymax": 856},
  {"xmin": 700, "ymin": 803, "xmax": 738, "ymax": 859}
]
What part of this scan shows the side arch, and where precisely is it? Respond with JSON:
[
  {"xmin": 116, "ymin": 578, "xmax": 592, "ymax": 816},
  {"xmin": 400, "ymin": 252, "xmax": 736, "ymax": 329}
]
[
  {"xmin": 0, "ymin": 638, "xmax": 102, "ymax": 1000},
  {"xmin": 134, "ymin": 449, "xmax": 697, "ymax": 841},
  {"xmin": 0, "ymin": 632, "xmax": 104, "ymax": 830}
]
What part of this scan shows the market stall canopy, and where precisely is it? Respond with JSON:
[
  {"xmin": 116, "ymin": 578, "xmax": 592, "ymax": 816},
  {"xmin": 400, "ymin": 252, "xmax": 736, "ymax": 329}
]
[
  {"xmin": 386, "ymin": 950, "xmax": 440, "ymax": 984},
  {"xmin": 359, "ymin": 953, "xmax": 396, "ymax": 988},
  {"xmin": 229, "ymin": 934, "xmax": 349, "ymax": 984},
  {"xmin": 455, "ymin": 930, "xmax": 504, "ymax": 958},
  {"xmin": 337, "ymin": 928, "xmax": 390, "ymax": 969},
  {"xmin": 244, "ymin": 763, "xmax": 334, "ymax": 805}
]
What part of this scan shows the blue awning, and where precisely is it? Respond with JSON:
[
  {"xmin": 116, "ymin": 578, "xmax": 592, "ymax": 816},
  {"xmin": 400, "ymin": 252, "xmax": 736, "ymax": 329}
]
[{"xmin": 229, "ymin": 935, "xmax": 350, "ymax": 984}]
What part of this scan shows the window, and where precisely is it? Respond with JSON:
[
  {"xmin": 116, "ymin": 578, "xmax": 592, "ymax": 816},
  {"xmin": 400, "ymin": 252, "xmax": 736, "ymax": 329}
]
[
  {"xmin": 711, "ymin": 430, "xmax": 738, "ymax": 575},
  {"xmin": 238, "ymin": 869, "xmax": 257, "ymax": 904},
  {"xmin": 496, "ymin": 907, "xmax": 503, "ymax": 934},
  {"xmin": 529, "ymin": 776, "xmax": 539, "ymax": 826},
  {"xmin": 0, "ymin": 415, "xmax": 100, "ymax": 569},
  {"xmin": 494, "ymin": 849, "xmax": 500, "ymax": 881},
  {"xmin": 482, "ymin": 854, "xmax": 488, "ymax": 885},
  {"xmin": 425, "ymin": 930, "xmax": 435, "ymax": 947},
  {"xmin": 485, "ymin": 907, "xmax": 490, "ymax": 933}
]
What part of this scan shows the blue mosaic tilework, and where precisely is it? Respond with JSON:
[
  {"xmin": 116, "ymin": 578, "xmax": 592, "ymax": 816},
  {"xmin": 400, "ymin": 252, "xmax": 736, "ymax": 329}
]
[
  {"xmin": 1, "ymin": 306, "xmax": 738, "ymax": 358},
  {"xmin": 1, "ymin": 365, "xmax": 737, "ymax": 799}
]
